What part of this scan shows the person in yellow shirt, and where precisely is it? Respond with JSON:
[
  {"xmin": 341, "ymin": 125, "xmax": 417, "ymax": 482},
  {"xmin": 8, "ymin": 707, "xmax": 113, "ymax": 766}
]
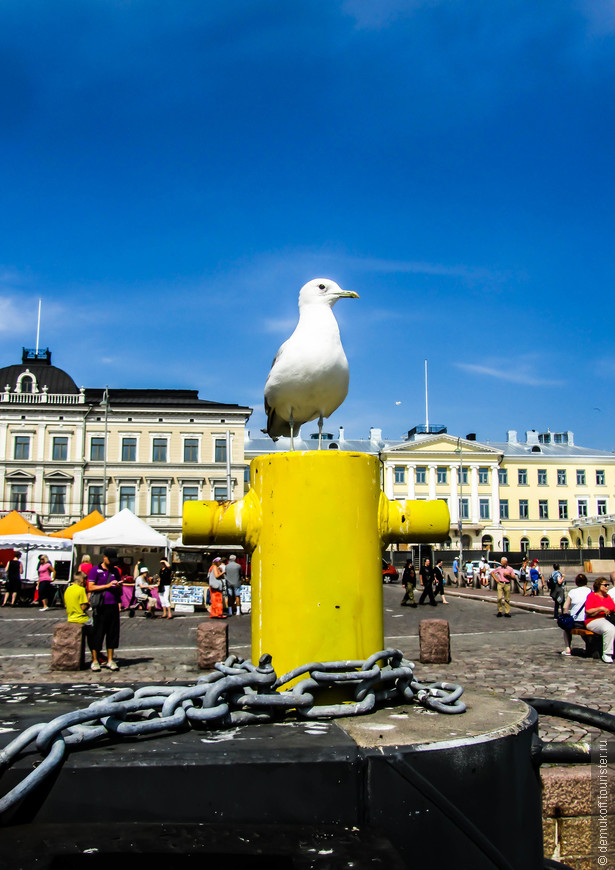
[{"xmin": 64, "ymin": 571, "xmax": 90, "ymax": 624}]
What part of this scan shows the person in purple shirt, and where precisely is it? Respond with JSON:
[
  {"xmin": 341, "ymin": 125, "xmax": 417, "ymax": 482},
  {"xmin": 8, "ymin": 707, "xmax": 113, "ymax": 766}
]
[{"xmin": 87, "ymin": 548, "xmax": 123, "ymax": 672}]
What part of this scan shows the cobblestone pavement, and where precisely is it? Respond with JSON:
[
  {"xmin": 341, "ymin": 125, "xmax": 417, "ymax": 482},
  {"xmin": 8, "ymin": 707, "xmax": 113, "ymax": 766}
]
[{"xmin": 0, "ymin": 584, "xmax": 613, "ymax": 745}]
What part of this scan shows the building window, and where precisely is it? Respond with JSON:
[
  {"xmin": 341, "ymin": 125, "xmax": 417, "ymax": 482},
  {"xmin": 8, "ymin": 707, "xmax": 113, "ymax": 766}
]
[
  {"xmin": 52, "ymin": 437, "xmax": 68, "ymax": 461},
  {"xmin": 519, "ymin": 499, "xmax": 529, "ymax": 519},
  {"xmin": 538, "ymin": 469, "xmax": 547, "ymax": 486},
  {"xmin": 14, "ymin": 435, "xmax": 30, "ymax": 460},
  {"xmin": 478, "ymin": 467, "xmax": 488, "ymax": 485},
  {"xmin": 560, "ymin": 537, "xmax": 569, "ymax": 550},
  {"xmin": 88, "ymin": 486, "xmax": 103, "ymax": 513},
  {"xmin": 540, "ymin": 537, "xmax": 550, "ymax": 550},
  {"xmin": 394, "ymin": 466, "xmax": 405, "ymax": 484},
  {"xmin": 437, "ymin": 467, "xmax": 447, "ymax": 485},
  {"xmin": 152, "ymin": 438, "xmax": 167, "ymax": 463},
  {"xmin": 597, "ymin": 499, "xmax": 607, "ymax": 517},
  {"xmin": 498, "ymin": 468, "xmax": 508, "ymax": 485},
  {"xmin": 500, "ymin": 500, "xmax": 509, "ymax": 520},
  {"xmin": 596, "ymin": 470, "xmax": 605, "ymax": 486},
  {"xmin": 479, "ymin": 498, "xmax": 490, "ymax": 520},
  {"xmin": 502, "ymin": 537, "xmax": 510, "ymax": 552},
  {"xmin": 90, "ymin": 437, "xmax": 105, "ymax": 461},
  {"xmin": 21, "ymin": 376, "xmax": 33, "ymax": 393},
  {"xmin": 184, "ymin": 438, "xmax": 198, "ymax": 463},
  {"xmin": 182, "ymin": 486, "xmax": 199, "ymax": 503},
  {"xmin": 119, "ymin": 486, "xmax": 136, "ymax": 512},
  {"xmin": 576, "ymin": 469, "xmax": 586, "ymax": 486},
  {"xmin": 577, "ymin": 499, "xmax": 588, "ymax": 519},
  {"xmin": 558, "ymin": 500, "xmax": 568, "ymax": 520},
  {"xmin": 122, "ymin": 438, "xmax": 137, "ymax": 462},
  {"xmin": 518, "ymin": 469, "xmax": 527, "ymax": 486},
  {"xmin": 213, "ymin": 484, "xmax": 228, "ymax": 501},
  {"xmin": 244, "ymin": 466, "xmax": 250, "ymax": 484},
  {"xmin": 214, "ymin": 438, "xmax": 227, "ymax": 463},
  {"xmin": 50, "ymin": 485, "xmax": 66, "ymax": 515},
  {"xmin": 150, "ymin": 486, "xmax": 167, "ymax": 515},
  {"xmin": 11, "ymin": 485, "xmax": 27, "ymax": 511},
  {"xmin": 416, "ymin": 467, "xmax": 426, "ymax": 485},
  {"xmin": 520, "ymin": 537, "xmax": 529, "ymax": 554},
  {"xmin": 539, "ymin": 500, "xmax": 549, "ymax": 519},
  {"xmin": 459, "ymin": 498, "xmax": 469, "ymax": 520},
  {"xmin": 458, "ymin": 467, "xmax": 468, "ymax": 485},
  {"xmin": 557, "ymin": 469, "xmax": 566, "ymax": 486}
]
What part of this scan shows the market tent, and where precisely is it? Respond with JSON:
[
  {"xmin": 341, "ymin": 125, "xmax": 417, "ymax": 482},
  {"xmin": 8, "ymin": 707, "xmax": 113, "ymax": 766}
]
[
  {"xmin": 73, "ymin": 509, "xmax": 169, "ymax": 548},
  {"xmin": 0, "ymin": 511, "xmax": 46, "ymax": 536},
  {"xmin": 49, "ymin": 510, "xmax": 105, "ymax": 539},
  {"xmin": 0, "ymin": 532, "xmax": 72, "ymax": 580}
]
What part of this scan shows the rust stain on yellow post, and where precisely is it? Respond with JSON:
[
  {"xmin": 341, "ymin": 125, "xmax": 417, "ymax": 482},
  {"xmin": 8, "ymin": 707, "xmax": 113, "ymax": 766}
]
[{"xmin": 183, "ymin": 452, "xmax": 449, "ymax": 682}]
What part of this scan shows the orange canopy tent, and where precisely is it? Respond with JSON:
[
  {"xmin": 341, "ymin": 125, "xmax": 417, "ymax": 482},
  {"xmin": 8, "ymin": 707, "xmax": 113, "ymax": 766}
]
[
  {"xmin": 0, "ymin": 511, "xmax": 46, "ymax": 536},
  {"xmin": 49, "ymin": 510, "xmax": 105, "ymax": 539}
]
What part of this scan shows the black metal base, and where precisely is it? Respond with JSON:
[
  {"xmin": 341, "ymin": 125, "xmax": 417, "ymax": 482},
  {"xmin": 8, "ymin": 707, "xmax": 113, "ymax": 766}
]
[{"xmin": 0, "ymin": 685, "xmax": 543, "ymax": 869}]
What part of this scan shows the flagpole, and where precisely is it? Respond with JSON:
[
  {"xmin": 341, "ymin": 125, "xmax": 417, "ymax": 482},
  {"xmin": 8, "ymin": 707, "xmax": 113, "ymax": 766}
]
[{"xmin": 35, "ymin": 299, "xmax": 42, "ymax": 354}]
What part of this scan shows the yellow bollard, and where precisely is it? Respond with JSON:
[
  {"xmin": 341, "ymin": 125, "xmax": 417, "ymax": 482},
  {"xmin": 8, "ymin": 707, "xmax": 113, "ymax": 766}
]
[{"xmin": 183, "ymin": 452, "xmax": 449, "ymax": 681}]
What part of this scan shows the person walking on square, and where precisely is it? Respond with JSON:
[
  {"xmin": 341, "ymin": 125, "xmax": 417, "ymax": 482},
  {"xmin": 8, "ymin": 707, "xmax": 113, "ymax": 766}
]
[
  {"xmin": 208, "ymin": 557, "xmax": 226, "ymax": 619},
  {"xmin": 400, "ymin": 560, "xmax": 417, "ymax": 607},
  {"xmin": 2, "ymin": 552, "xmax": 23, "ymax": 607},
  {"xmin": 519, "ymin": 558, "xmax": 530, "ymax": 596},
  {"xmin": 491, "ymin": 557, "xmax": 516, "ymax": 618},
  {"xmin": 158, "ymin": 559, "xmax": 173, "ymax": 619},
  {"xmin": 87, "ymin": 548, "xmax": 123, "ymax": 671},
  {"xmin": 433, "ymin": 559, "xmax": 449, "ymax": 604},
  {"xmin": 418, "ymin": 557, "xmax": 437, "ymax": 606},
  {"xmin": 549, "ymin": 563, "xmax": 566, "ymax": 619},
  {"xmin": 37, "ymin": 555, "xmax": 55, "ymax": 612},
  {"xmin": 452, "ymin": 556, "xmax": 459, "ymax": 586}
]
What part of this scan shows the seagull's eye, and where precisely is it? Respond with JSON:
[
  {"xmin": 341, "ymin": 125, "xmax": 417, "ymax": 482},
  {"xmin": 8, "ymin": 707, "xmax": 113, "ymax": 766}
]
[{"xmin": 318, "ymin": 283, "xmax": 326, "ymax": 290}]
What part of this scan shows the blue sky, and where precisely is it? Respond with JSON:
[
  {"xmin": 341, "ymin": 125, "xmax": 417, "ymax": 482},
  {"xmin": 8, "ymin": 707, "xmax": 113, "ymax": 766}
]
[{"xmin": 1, "ymin": 1, "xmax": 613, "ymax": 448}]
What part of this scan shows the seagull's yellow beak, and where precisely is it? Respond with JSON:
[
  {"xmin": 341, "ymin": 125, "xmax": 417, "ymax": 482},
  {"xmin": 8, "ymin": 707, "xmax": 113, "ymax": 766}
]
[{"xmin": 338, "ymin": 290, "xmax": 360, "ymax": 299}]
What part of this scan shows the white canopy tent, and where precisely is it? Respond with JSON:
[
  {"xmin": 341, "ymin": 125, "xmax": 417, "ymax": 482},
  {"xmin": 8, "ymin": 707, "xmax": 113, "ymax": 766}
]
[
  {"xmin": 0, "ymin": 533, "xmax": 73, "ymax": 581},
  {"xmin": 73, "ymin": 509, "xmax": 170, "ymax": 549}
]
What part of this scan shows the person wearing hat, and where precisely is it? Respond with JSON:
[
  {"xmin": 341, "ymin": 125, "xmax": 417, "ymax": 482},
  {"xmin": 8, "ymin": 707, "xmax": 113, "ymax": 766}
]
[
  {"xmin": 87, "ymin": 548, "xmax": 124, "ymax": 671},
  {"xmin": 135, "ymin": 566, "xmax": 159, "ymax": 617}
]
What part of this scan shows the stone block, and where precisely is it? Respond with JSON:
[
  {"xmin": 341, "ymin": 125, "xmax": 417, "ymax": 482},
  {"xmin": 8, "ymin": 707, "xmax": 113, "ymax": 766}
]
[
  {"xmin": 51, "ymin": 622, "xmax": 85, "ymax": 671},
  {"xmin": 541, "ymin": 766, "xmax": 592, "ymax": 818},
  {"xmin": 419, "ymin": 618, "xmax": 450, "ymax": 664},
  {"xmin": 197, "ymin": 621, "xmax": 229, "ymax": 670},
  {"xmin": 542, "ymin": 818, "xmax": 556, "ymax": 855}
]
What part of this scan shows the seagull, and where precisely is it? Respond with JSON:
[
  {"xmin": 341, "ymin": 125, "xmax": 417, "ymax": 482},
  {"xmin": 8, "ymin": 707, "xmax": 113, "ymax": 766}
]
[{"xmin": 263, "ymin": 278, "xmax": 359, "ymax": 449}]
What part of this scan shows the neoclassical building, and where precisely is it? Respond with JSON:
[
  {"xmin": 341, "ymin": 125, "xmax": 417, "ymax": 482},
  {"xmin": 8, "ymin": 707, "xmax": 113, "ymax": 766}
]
[
  {"xmin": 0, "ymin": 348, "xmax": 252, "ymax": 538},
  {"xmin": 245, "ymin": 423, "xmax": 615, "ymax": 553}
]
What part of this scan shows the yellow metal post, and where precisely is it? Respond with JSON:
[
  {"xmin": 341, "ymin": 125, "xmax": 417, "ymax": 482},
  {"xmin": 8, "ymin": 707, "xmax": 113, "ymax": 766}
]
[{"xmin": 183, "ymin": 452, "xmax": 449, "ymax": 680}]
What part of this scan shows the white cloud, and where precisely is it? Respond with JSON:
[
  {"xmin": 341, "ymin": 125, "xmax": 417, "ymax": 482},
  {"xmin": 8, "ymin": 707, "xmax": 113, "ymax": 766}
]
[
  {"xmin": 454, "ymin": 361, "xmax": 564, "ymax": 387},
  {"xmin": 0, "ymin": 297, "xmax": 32, "ymax": 334}
]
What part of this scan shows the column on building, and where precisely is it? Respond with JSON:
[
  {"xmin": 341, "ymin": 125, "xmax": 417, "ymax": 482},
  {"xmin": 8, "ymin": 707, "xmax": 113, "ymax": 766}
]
[
  {"xmin": 449, "ymin": 463, "xmax": 459, "ymax": 524},
  {"xmin": 491, "ymin": 464, "xmax": 500, "ymax": 526},
  {"xmin": 385, "ymin": 464, "xmax": 394, "ymax": 499},
  {"xmin": 470, "ymin": 464, "xmax": 480, "ymax": 524},
  {"xmin": 428, "ymin": 464, "xmax": 437, "ymax": 500},
  {"xmin": 406, "ymin": 464, "xmax": 415, "ymax": 499}
]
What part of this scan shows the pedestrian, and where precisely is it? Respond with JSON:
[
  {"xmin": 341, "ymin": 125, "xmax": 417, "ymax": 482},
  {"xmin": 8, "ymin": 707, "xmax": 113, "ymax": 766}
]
[
  {"xmin": 479, "ymin": 556, "xmax": 488, "ymax": 588},
  {"xmin": 224, "ymin": 555, "xmax": 242, "ymax": 616},
  {"xmin": 433, "ymin": 559, "xmax": 449, "ymax": 604},
  {"xmin": 1, "ymin": 551, "xmax": 23, "ymax": 607},
  {"xmin": 529, "ymin": 560, "xmax": 541, "ymax": 596},
  {"xmin": 584, "ymin": 578, "xmax": 615, "ymax": 664},
  {"xmin": 400, "ymin": 560, "xmax": 417, "ymax": 607},
  {"xmin": 208, "ymin": 557, "xmax": 226, "ymax": 618},
  {"xmin": 158, "ymin": 559, "xmax": 173, "ymax": 619},
  {"xmin": 64, "ymin": 570, "xmax": 96, "ymax": 664},
  {"xmin": 87, "ymin": 548, "xmax": 123, "ymax": 671},
  {"xmin": 135, "ymin": 566, "xmax": 158, "ymax": 617},
  {"xmin": 78, "ymin": 553, "xmax": 93, "ymax": 577},
  {"xmin": 549, "ymin": 563, "xmax": 566, "ymax": 619},
  {"xmin": 37, "ymin": 555, "xmax": 55, "ymax": 612},
  {"xmin": 418, "ymin": 557, "xmax": 437, "ymax": 606},
  {"xmin": 465, "ymin": 561, "xmax": 474, "ymax": 588},
  {"xmin": 519, "ymin": 558, "xmax": 530, "ymax": 596},
  {"xmin": 452, "ymin": 556, "xmax": 459, "ymax": 586},
  {"xmin": 491, "ymin": 557, "xmax": 516, "ymax": 618},
  {"xmin": 560, "ymin": 574, "xmax": 591, "ymax": 656}
]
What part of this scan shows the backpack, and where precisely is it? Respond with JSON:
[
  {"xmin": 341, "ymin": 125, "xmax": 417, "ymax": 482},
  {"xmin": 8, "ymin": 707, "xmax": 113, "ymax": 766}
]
[{"xmin": 548, "ymin": 572, "xmax": 561, "ymax": 592}]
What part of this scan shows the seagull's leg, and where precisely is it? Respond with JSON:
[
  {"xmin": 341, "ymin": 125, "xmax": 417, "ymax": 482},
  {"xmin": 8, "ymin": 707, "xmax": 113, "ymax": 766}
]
[
  {"xmin": 289, "ymin": 410, "xmax": 295, "ymax": 451},
  {"xmin": 318, "ymin": 415, "xmax": 324, "ymax": 450}
]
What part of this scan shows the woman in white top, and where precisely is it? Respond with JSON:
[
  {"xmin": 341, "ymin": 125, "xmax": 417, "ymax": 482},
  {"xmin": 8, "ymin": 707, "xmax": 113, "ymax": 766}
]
[{"xmin": 561, "ymin": 573, "xmax": 591, "ymax": 656}]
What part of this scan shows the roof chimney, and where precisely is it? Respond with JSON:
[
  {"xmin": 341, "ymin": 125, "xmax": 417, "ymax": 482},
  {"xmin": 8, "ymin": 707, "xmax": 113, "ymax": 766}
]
[
  {"xmin": 506, "ymin": 430, "xmax": 518, "ymax": 444},
  {"xmin": 370, "ymin": 427, "xmax": 382, "ymax": 445}
]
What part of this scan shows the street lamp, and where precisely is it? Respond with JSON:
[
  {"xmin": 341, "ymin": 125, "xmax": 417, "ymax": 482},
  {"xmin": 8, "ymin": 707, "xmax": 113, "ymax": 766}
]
[
  {"xmin": 100, "ymin": 387, "xmax": 110, "ymax": 518},
  {"xmin": 455, "ymin": 437, "xmax": 463, "ymax": 586}
]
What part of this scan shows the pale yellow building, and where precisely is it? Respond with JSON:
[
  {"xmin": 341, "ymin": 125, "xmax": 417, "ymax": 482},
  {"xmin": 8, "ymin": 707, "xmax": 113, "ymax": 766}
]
[{"xmin": 0, "ymin": 348, "xmax": 252, "ymax": 539}]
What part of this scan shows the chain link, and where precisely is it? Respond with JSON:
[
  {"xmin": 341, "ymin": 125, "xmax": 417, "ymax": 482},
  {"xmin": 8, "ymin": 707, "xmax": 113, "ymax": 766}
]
[{"xmin": 0, "ymin": 649, "xmax": 465, "ymax": 817}]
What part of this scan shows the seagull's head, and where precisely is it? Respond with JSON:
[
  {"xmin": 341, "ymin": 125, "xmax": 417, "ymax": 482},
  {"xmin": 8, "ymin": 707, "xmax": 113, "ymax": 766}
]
[{"xmin": 299, "ymin": 278, "xmax": 360, "ymax": 309}]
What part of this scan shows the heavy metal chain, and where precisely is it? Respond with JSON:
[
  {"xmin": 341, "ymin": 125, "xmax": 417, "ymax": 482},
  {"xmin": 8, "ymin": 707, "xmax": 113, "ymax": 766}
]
[{"xmin": 0, "ymin": 648, "xmax": 465, "ymax": 818}]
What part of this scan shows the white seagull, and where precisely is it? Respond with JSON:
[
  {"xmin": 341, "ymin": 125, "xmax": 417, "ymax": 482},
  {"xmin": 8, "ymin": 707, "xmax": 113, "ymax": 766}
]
[{"xmin": 263, "ymin": 278, "xmax": 359, "ymax": 449}]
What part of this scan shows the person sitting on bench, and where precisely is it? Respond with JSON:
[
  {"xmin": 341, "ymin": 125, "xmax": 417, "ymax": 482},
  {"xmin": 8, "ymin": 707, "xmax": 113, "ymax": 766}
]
[{"xmin": 560, "ymin": 573, "xmax": 591, "ymax": 656}]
